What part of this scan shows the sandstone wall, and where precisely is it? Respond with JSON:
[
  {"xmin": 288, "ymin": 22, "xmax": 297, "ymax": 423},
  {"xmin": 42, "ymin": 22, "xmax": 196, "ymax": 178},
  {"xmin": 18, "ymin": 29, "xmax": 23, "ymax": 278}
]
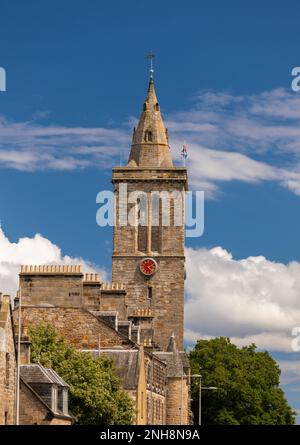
[
  {"xmin": 19, "ymin": 381, "xmax": 71, "ymax": 425},
  {"xmin": 0, "ymin": 297, "xmax": 16, "ymax": 425},
  {"xmin": 13, "ymin": 307, "xmax": 132, "ymax": 350},
  {"xmin": 20, "ymin": 271, "xmax": 83, "ymax": 308},
  {"xmin": 166, "ymin": 377, "xmax": 189, "ymax": 425},
  {"xmin": 111, "ymin": 169, "xmax": 187, "ymax": 350}
]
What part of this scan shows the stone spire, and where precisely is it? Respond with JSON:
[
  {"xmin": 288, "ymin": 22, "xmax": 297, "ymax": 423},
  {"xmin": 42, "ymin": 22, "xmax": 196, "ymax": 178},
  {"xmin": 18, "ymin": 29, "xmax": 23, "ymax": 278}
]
[
  {"xmin": 167, "ymin": 332, "xmax": 177, "ymax": 353},
  {"xmin": 127, "ymin": 78, "xmax": 173, "ymax": 167}
]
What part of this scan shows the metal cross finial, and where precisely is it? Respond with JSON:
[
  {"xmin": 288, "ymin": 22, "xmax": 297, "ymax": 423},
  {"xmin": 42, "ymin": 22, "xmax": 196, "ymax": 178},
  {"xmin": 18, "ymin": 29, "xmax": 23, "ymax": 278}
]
[{"xmin": 146, "ymin": 52, "xmax": 155, "ymax": 80}]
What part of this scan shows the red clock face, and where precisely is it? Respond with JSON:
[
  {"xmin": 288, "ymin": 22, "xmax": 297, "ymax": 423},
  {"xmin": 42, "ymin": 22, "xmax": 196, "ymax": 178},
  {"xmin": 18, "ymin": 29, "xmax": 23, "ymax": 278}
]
[{"xmin": 140, "ymin": 258, "xmax": 157, "ymax": 276}]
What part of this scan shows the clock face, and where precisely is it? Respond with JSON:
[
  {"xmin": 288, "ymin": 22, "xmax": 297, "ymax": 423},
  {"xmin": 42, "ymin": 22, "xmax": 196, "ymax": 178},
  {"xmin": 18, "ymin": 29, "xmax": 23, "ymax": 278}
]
[{"xmin": 139, "ymin": 258, "xmax": 158, "ymax": 277}]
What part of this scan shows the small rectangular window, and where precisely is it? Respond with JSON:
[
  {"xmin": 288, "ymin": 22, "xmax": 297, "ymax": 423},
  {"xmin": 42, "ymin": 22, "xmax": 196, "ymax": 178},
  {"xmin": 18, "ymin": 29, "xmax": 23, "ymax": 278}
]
[
  {"xmin": 52, "ymin": 386, "xmax": 58, "ymax": 413},
  {"xmin": 138, "ymin": 224, "xmax": 147, "ymax": 252},
  {"xmin": 5, "ymin": 353, "xmax": 9, "ymax": 386},
  {"xmin": 141, "ymin": 391, "xmax": 144, "ymax": 419},
  {"xmin": 147, "ymin": 286, "xmax": 153, "ymax": 299},
  {"xmin": 63, "ymin": 389, "xmax": 68, "ymax": 414},
  {"xmin": 151, "ymin": 198, "xmax": 162, "ymax": 252}
]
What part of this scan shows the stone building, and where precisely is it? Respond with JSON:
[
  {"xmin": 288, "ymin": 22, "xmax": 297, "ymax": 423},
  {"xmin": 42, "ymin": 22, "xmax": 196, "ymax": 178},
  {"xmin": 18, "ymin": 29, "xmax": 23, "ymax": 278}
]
[
  {"xmin": 0, "ymin": 292, "xmax": 74, "ymax": 425},
  {"xmin": 18, "ymin": 328, "xmax": 74, "ymax": 425},
  {"xmin": 0, "ymin": 294, "xmax": 16, "ymax": 425},
  {"xmin": 12, "ymin": 74, "xmax": 191, "ymax": 425},
  {"xmin": 20, "ymin": 364, "xmax": 74, "ymax": 425},
  {"xmin": 112, "ymin": 77, "xmax": 187, "ymax": 351}
]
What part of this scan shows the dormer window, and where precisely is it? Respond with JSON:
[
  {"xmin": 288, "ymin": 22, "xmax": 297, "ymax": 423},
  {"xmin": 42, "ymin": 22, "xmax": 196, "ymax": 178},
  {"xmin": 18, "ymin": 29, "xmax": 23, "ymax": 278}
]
[
  {"xmin": 52, "ymin": 385, "xmax": 58, "ymax": 413},
  {"xmin": 144, "ymin": 130, "xmax": 153, "ymax": 142},
  {"xmin": 63, "ymin": 389, "xmax": 69, "ymax": 414},
  {"xmin": 58, "ymin": 387, "xmax": 69, "ymax": 414}
]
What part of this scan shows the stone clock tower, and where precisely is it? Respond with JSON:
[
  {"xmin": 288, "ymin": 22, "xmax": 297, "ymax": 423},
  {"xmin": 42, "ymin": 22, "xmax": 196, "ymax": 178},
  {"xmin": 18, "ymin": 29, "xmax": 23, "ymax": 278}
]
[{"xmin": 112, "ymin": 76, "xmax": 188, "ymax": 350}]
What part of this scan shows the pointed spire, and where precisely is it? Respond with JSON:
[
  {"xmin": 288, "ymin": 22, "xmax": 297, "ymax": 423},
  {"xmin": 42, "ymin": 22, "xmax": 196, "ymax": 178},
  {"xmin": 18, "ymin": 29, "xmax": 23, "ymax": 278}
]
[
  {"xmin": 127, "ymin": 77, "xmax": 173, "ymax": 168},
  {"xmin": 133, "ymin": 78, "xmax": 168, "ymax": 146},
  {"xmin": 145, "ymin": 79, "xmax": 159, "ymax": 109},
  {"xmin": 167, "ymin": 332, "xmax": 177, "ymax": 353}
]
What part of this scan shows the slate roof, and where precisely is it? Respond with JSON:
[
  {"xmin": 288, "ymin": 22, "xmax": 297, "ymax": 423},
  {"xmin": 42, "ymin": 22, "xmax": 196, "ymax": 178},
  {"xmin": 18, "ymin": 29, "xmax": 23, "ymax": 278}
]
[
  {"xmin": 152, "ymin": 333, "xmax": 190, "ymax": 378},
  {"xmin": 89, "ymin": 349, "xmax": 139, "ymax": 389},
  {"xmin": 153, "ymin": 351, "xmax": 190, "ymax": 378},
  {"xmin": 20, "ymin": 378, "xmax": 74, "ymax": 422},
  {"xmin": 20, "ymin": 364, "xmax": 69, "ymax": 387}
]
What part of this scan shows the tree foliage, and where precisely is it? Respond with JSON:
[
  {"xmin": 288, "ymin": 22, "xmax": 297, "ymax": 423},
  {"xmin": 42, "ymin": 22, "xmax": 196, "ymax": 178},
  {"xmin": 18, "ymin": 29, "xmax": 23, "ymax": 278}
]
[
  {"xmin": 29, "ymin": 323, "xmax": 134, "ymax": 425},
  {"xmin": 189, "ymin": 337, "xmax": 295, "ymax": 425}
]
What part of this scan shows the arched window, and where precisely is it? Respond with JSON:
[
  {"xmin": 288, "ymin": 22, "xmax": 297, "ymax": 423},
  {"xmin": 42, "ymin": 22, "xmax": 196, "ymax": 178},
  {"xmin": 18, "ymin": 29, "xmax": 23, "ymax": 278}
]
[
  {"xmin": 137, "ymin": 195, "xmax": 148, "ymax": 253},
  {"xmin": 155, "ymin": 102, "xmax": 160, "ymax": 111},
  {"xmin": 147, "ymin": 285, "xmax": 153, "ymax": 299},
  {"xmin": 138, "ymin": 224, "xmax": 147, "ymax": 252},
  {"xmin": 151, "ymin": 196, "xmax": 162, "ymax": 253},
  {"xmin": 144, "ymin": 130, "xmax": 153, "ymax": 142}
]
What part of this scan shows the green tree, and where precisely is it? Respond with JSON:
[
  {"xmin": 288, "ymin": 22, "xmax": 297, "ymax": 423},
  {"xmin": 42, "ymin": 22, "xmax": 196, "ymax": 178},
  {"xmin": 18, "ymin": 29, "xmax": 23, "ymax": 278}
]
[
  {"xmin": 189, "ymin": 337, "xmax": 295, "ymax": 425},
  {"xmin": 29, "ymin": 323, "xmax": 134, "ymax": 425}
]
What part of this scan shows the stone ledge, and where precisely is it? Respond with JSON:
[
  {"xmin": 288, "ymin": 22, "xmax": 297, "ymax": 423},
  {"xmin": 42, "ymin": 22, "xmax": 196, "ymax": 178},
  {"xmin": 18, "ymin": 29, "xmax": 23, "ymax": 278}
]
[
  {"xmin": 20, "ymin": 265, "xmax": 83, "ymax": 275},
  {"xmin": 112, "ymin": 254, "xmax": 185, "ymax": 259},
  {"xmin": 112, "ymin": 167, "xmax": 187, "ymax": 171}
]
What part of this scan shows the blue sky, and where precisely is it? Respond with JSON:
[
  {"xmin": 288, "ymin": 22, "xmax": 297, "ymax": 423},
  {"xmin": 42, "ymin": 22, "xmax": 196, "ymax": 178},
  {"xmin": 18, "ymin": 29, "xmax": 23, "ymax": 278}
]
[{"xmin": 1, "ymin": 0, "xmax": 300, "ymax": 422}]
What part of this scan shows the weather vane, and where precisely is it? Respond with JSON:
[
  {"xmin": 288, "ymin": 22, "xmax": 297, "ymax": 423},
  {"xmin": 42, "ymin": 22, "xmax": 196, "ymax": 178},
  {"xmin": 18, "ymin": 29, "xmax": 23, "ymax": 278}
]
[{"xmin": 146, "ymin": 52, "xmax": 155, "ymax": 80}]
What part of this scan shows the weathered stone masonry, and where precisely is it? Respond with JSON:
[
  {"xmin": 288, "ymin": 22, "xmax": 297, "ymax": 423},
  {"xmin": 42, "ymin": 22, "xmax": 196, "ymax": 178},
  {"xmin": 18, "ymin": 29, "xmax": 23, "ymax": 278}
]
[{"xmin": 11, "ymin": 75, "xmax": 191, "ymax": 425}]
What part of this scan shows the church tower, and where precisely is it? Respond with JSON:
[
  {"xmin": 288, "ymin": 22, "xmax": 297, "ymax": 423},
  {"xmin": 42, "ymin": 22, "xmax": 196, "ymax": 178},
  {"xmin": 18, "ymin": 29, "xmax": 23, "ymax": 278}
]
[{"xmin": 111, "ymin": 73, "xmax": 188, "ymax": 350}]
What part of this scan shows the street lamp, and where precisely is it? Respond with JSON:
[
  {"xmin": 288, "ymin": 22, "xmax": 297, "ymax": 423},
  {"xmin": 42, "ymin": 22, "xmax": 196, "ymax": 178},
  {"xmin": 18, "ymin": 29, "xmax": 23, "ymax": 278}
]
[
  {"xmin": 191, "ymin": 374, "xmax": 202, "ymax": 425},
  {"xmin": 191, "ymin": 374, "xmax": 218, "ymax": 425}
]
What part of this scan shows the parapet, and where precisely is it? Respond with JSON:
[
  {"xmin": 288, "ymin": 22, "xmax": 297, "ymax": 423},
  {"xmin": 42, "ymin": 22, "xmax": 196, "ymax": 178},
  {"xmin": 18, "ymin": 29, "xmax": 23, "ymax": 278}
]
[
  {"xmin": 101, "ymin": 282, "xmax": 125, "ymax": 292},
  {"xmin": 83, "ymin": 273, "xmax": 100, "ymax": 283},
  {"xmin": 20, "ymin": 265, "xmax": 82, "ymax": 275},
  {"xmin": 143, "ymin": 338, "xmax": 152, "ymax": 347},
  {"xmin": 128, "ymin": 308, "xmax": 153, "ymax": 318}
]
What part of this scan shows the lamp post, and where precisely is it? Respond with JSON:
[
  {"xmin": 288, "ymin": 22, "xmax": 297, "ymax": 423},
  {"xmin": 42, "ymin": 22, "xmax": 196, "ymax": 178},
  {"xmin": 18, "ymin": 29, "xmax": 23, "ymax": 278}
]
[
  {"xmin": 191, "ymin": 374, "xmax": 202, "ymax": 425},
  {"xmin": 191, "ymin": 374, "xmax": 218, "ymax": 425}
]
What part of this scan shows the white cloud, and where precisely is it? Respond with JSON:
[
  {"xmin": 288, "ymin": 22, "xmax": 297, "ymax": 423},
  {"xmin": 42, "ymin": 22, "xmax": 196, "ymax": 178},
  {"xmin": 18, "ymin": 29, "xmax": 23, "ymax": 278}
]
[
  {"xmin": 0, "ymin": 115, "xmax": 130, "ymax": 171},
  {"xmin": 185, "ymin": 246, "xmax": 300, "ymax": 352},
  {"xmin": 2, "ymin": 87, "xmax": 300, "ymax": 197},
  {"xmin": 0, "ymin": 225, "xmax": 299, "ymax": 392},
  {"xmin": 167, "ymin": 88, "xmax": 300, "ymax": 197},
  {"xmin": 175, "ymin": 143, "xmax": 278, "ymax": 197},
  {"xmin": 3, "ymin": 228, "xmax": 298, "ymax": 355},
  {"xmin": 249, "ymin": 88, "xmax": 300, "ymax": 120},
  {"xmin": 0, "ymin": 228, "xmax": 106, "ymax": 298}
]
